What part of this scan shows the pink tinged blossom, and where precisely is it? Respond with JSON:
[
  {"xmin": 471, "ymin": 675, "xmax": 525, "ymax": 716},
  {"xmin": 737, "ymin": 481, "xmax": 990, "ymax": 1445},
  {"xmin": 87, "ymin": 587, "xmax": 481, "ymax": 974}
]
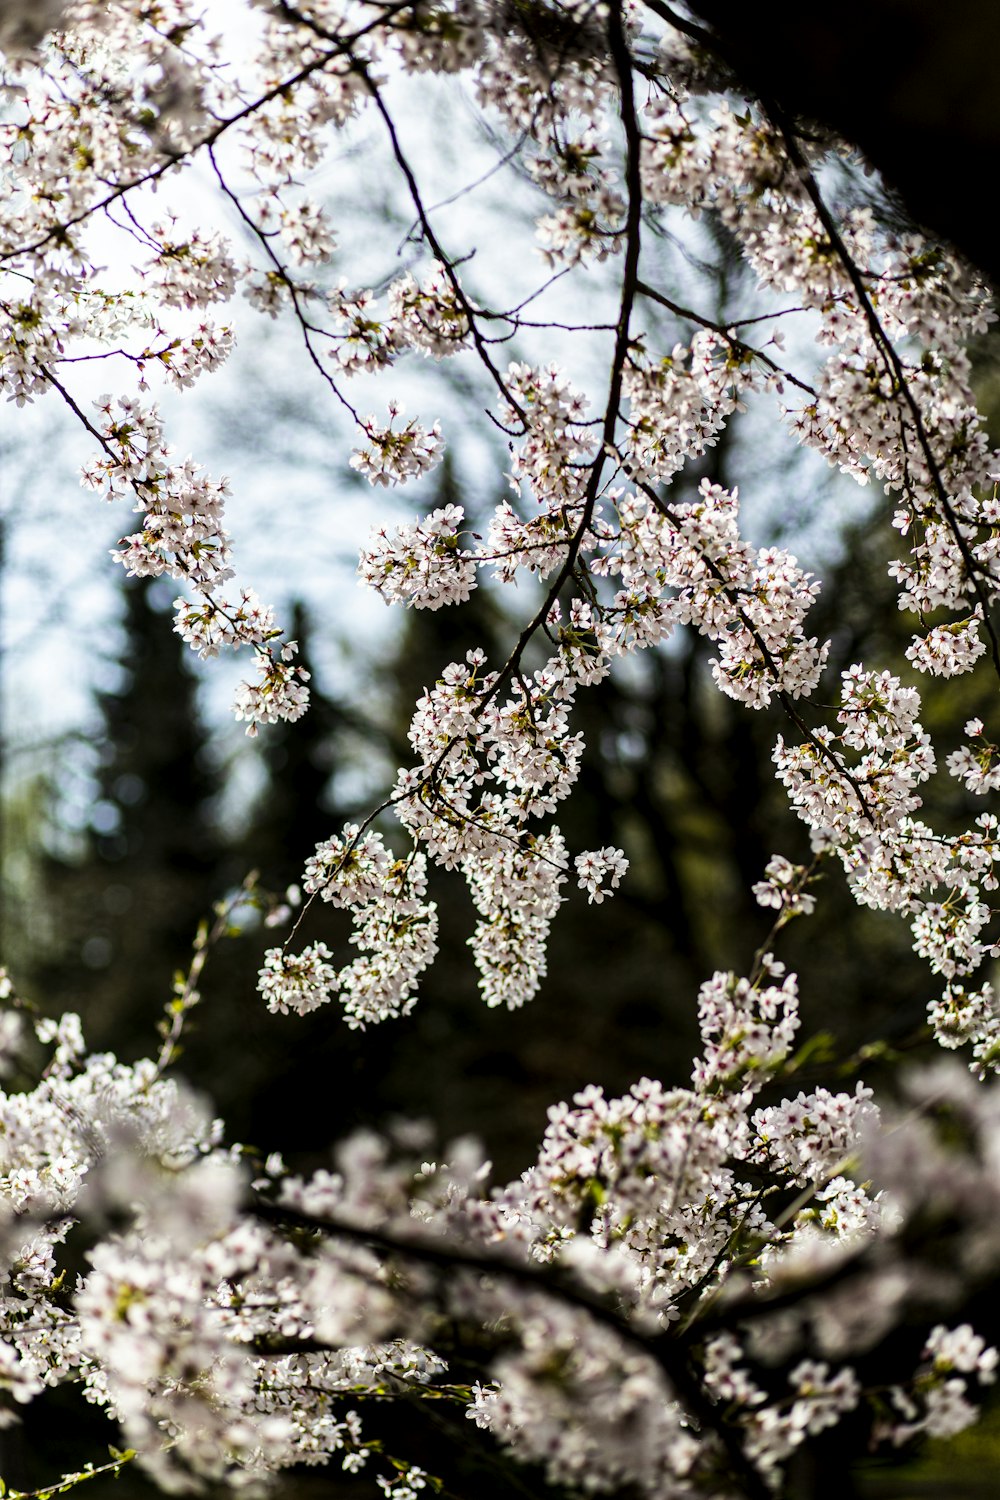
[{"xmin": 574, "ymin": 846, "xmax": 628, "ymax": 903}]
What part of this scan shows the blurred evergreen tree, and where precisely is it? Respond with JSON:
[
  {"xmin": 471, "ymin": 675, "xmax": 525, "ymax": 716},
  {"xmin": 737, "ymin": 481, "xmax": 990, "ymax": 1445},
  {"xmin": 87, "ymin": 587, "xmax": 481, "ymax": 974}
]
[{"xmin": 32, "ymin": 575, "xmax": 224, "ymax": 1056}]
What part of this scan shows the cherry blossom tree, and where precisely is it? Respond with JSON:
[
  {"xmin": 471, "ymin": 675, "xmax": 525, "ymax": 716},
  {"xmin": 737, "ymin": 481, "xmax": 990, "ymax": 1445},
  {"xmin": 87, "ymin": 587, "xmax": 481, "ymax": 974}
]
[{"xmin": 3, "ymin": 2, "xmax": 1000, "ymax": 1497}]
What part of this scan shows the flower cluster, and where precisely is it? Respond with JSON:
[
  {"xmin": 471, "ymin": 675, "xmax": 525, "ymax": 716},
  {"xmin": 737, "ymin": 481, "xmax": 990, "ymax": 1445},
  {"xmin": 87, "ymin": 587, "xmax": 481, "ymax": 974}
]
[
  {"xmin": 258, "ymin": 941, "xmax": 338, "ymax": 1016},
  {"xmin": 359, "ymin": 503, "xmax": 477, "ymax": 610},
  {"xmin": 282, "ymin": 826, "xmax": 440, "ymax": 1026},
  {"xmin": 574, "ymin": 846, "xmax": 628, "ymax": 903},
  {"xmin": 351, "ymin": 405, "xmax": 445, "ymax": 487},
  {"xmin": 388, "ymin": 262, "xmax": 470, "ymax": 357}
]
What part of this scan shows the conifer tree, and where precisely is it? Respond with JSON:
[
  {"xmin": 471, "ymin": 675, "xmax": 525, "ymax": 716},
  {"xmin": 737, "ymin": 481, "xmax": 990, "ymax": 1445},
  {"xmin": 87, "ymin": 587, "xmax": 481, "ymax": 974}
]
[{"xmin": 36, "ymin": 575, "xmax": 224, "ymax": 1053}]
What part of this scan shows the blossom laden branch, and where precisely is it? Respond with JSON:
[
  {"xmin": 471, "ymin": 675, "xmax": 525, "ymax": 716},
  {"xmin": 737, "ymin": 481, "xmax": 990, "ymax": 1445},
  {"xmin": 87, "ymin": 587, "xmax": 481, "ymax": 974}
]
[{"xmin": 8, "ymin": 4, "xmax": 1000, "ymax": 1493}]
